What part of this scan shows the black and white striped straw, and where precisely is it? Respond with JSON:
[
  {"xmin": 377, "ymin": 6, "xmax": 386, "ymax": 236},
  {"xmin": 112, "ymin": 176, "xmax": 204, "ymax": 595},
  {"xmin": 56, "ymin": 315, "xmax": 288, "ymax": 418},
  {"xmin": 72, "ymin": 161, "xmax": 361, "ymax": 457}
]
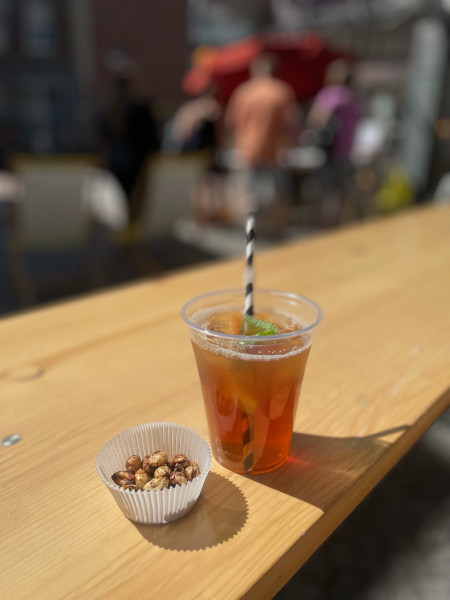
[
  {"xmin": 245, "ymin": 213, "xmax": 255, "ymax": 316},
  {"xmin": 243, "ymin": 212, "xmax": 256, "ymax": 472}
]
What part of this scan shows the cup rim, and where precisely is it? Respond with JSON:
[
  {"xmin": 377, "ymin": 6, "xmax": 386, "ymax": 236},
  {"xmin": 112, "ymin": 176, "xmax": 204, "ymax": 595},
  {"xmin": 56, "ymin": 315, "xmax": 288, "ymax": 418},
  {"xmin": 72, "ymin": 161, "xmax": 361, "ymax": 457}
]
[{"xmin": 180, "ymin": 288, "xmax": 322, "ymax": 341}]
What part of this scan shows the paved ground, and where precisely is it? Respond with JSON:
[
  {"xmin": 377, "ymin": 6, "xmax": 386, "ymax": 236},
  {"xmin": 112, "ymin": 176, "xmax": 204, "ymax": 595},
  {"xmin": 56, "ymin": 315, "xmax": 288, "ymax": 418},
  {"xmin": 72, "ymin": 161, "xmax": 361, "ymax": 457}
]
[{"xmin": 274, "ymin": 410, "xmax": 450, "ymax": 600}]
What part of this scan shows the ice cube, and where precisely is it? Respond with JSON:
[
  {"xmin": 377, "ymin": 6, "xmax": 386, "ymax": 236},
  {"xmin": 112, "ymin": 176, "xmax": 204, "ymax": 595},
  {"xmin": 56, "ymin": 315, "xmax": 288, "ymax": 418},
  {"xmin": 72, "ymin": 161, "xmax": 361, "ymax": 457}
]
[{"xmin": 205, "ymin": 311, "xmax": 243, "ymax": 335}]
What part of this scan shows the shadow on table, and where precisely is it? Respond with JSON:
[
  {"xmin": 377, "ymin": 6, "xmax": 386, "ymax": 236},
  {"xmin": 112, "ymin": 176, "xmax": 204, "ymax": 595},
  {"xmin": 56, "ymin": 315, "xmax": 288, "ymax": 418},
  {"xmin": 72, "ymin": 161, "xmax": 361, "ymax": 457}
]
[
  {"xmin": 248, "ymin": 426, "xmax": 409, "ymax": 511},
  {"xmin": 132, "ymin": 471, "xmax": 248, "ymax": 551}
]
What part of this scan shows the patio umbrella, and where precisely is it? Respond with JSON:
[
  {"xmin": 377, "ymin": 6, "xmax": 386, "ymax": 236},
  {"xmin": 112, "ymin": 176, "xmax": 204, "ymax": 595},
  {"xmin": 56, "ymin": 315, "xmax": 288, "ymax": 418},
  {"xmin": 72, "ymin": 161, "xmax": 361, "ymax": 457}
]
[{"xmin": 182, "ymin": 32, "xmax": 352, "ymax": 105}]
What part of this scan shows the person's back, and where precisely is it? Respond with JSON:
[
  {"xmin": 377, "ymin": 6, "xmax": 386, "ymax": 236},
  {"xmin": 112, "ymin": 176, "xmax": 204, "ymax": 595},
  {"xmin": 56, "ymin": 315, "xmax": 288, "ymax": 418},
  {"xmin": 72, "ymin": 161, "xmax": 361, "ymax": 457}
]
[
  {"xmin": 306, "ymin": 59, "xmax": 361, "ymax": 161},
  {"xmin": 226, "ymin": 76, "xmax": 297, "ymax": 166},
  {"xmin": 305, "ymin": 60, "xmax": 362, "ymax": 227},
  {"xmin": 226, "ymin": 54, "xmax": 299, "ymax": 167},
  {"xmin": 224, "ymin": 54, "xmax": 299, "ymax": 234},
  {"xmin": 312, "ymin": 84, "xmax": 360, "ymax": 159}
]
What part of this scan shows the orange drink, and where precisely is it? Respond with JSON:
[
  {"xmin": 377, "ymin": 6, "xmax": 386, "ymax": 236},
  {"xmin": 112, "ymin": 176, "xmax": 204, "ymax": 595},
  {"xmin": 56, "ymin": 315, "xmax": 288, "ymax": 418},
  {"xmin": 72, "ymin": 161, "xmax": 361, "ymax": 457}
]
[{"xmin": 181, "ymin": 290, "xmax": 321, "ymax": 474}]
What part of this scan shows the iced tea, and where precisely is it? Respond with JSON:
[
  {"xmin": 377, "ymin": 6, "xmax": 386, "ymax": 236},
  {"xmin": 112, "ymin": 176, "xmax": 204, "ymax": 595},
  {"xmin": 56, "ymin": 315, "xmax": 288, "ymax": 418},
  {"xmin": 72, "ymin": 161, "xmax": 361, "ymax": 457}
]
[
  {"xmin": 182, "ymin": 289, "xmax": 321, "ymax": 474},
  {"xmin": 190, "ymin": 309, "xmax": 310, "ymax": 473}
]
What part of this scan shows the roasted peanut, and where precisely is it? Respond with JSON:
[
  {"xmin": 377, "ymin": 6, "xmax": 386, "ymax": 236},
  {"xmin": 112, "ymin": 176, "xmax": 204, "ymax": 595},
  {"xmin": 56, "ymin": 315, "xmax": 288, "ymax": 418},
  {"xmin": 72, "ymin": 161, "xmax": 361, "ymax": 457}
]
[
  {"xmin": 125, "ymin": 455, "xmax": 143, "ymax": 473},
  {"xmin": 170, "ymin": 471, "xmax": 188, "ymax": 487},
  {"xmin": 170, "ymin": 454, "xmax": 190, "ymax": 469},
  {"xmin": 145, "ymin": 477, "xmax": 169, "ymax": 490},
  {"xmin": 112, "ymin": 471, "xmax": 135, "ymax": 487},
  {"xmin": 135, "ymin": 468, "xmax": 149, "ymax": 489},
  {"xmin": 185, "ymin": 464, "xmax": 200, "ymax": 481},
  {"xmin": 154, "ymin": 465, "xmax": 171, "ymax": 479}
]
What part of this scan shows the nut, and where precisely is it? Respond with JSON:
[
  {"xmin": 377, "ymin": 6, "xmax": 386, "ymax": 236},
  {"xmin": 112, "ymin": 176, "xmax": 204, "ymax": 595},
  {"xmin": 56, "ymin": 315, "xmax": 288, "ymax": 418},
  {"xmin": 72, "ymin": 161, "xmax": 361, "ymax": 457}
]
[
  {"xmin": 111, "ymin": 449, "xmax": 199, "ymax": 491},
  {"xmin": 112, "ymin": 471, "xmax": 135, "ymax": 487},
  {"xmin": 170, "ymin": 471, "xmax": 188, "ymax": 487},
  {"xmin": 147, "ymin": 450, "xmax": 169, "ymax": 468},
  {"xmin": 172, "ymin": 463, "xmax": 185, "ymax": 476},
  {"xmin": 170, "ymin": 454, "xmax": 190, "ymax": 469},
  {"xmin": 144, "ymin": 477, "xmax": 169, "ymax": 491},
  {"xmin": 142, "ymin": 456, "xmax": 156, "ymax": 476},
  {"xmin": 144, "ymin": 450, "xmax": 168, "ymax": 473},
  {"xmin": 185, "ymin": 464, "xmax": 200, "ymax": 481},
  {"xmin": 122, "ymin": 483, "xmax": 139, "ymax": 491},
  {"xmin": 134, "ymin": 468, "xmax": 149, "ymax": 489},
  {"xmin": 154, "ymin": 465, "xmax": 171, "ymax": 479},
  {"xmin": 125, "ymin": 455, "xmax": 142, "ymax": 473}
]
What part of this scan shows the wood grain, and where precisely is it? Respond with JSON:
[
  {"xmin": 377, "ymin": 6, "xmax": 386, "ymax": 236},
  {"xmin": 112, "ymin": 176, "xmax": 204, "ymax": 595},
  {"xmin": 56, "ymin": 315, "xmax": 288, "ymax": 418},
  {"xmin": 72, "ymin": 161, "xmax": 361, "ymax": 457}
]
[{"xmin": 1, "ymin": 204, "xmax": 449, "ymax": 600}]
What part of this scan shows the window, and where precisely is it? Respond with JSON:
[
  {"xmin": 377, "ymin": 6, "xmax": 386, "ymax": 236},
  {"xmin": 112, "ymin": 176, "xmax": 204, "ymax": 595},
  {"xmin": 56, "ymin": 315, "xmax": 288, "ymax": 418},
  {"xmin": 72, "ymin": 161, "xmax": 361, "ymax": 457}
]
[{"xmin": 21, "ymin": 0, "xmax": 58, "ymax": 57}]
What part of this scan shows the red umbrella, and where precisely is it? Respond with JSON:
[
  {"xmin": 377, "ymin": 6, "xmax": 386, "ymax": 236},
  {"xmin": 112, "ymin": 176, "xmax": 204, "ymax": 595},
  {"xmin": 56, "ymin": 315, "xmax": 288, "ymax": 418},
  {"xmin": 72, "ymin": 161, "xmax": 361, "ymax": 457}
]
[
  {"xmin": 182, "ymin": 36, "xmax": 261, "ymax": 101},
  {"xmin": 182, "ymin": 32, "xmax": 352, "ymax": 105}
]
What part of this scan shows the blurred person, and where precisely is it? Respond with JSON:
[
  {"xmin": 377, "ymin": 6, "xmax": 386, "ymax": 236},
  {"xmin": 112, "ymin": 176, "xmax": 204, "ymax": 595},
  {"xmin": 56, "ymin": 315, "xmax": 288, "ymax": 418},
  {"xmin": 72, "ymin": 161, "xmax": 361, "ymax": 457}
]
[
  {"xmin": 305, "ymin": 59, "xmax": 362, "ymax": 226},
  {"xmin": 224, "ymin": 53, "xmax": 300, "ymax": 234},
  {"xmin": 98, "ymin": 69, "xmax": 160, "ymax": 220},
  {"xmin": 162, "ymin": 84, "xmax": 228, "ymax": 225},
  {"xmin": 306, "ymin": 59, "xmax": 361, "ymax": 161},
  {"xmin": 163, "ymin": 85, "xmax": 221, "ymax": 154}
]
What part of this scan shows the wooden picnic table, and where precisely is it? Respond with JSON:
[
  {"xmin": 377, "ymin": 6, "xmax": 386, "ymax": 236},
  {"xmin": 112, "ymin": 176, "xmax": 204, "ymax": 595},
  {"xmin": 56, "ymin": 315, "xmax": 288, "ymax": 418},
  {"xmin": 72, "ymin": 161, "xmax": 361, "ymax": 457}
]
[{"xmin": 1, "ymin": 203, "xmax": 449, "ymax": 599}]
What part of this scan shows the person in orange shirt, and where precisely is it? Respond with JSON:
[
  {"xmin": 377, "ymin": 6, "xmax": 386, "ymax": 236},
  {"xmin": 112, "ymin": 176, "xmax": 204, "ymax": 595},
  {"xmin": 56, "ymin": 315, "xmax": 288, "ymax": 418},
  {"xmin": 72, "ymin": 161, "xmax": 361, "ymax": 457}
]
[{"xmin": 225, "ymin": 53, "xmax": 300, "ymax": 233}]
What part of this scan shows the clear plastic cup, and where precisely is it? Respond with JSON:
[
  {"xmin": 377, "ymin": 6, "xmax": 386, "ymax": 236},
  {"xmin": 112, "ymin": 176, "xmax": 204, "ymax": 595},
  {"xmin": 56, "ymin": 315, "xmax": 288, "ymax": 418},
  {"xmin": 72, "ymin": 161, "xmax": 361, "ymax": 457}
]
[{"xmin": 181, "ymin": 289, "xmax": 322, "ymax": 474}]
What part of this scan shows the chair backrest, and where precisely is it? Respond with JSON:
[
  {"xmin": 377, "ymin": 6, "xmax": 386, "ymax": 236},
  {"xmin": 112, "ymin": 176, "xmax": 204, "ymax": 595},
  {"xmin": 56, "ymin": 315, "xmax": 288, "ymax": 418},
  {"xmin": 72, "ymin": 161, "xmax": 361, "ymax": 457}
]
[
  {"xmin": 137, "ymin": 152, "xmax": 210, "ymax": 240},
  {"xmin": 14, "ymin": 157, "xmax": 94, "ymax": 251}
]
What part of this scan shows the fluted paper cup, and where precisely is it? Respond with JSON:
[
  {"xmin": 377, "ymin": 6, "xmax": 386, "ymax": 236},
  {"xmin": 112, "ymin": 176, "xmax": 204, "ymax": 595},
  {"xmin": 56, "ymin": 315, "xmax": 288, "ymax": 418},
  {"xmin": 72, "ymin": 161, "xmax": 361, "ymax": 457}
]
[{"xmin": 96, "ymin": 422, "xmax": 212, "ymax": 524}]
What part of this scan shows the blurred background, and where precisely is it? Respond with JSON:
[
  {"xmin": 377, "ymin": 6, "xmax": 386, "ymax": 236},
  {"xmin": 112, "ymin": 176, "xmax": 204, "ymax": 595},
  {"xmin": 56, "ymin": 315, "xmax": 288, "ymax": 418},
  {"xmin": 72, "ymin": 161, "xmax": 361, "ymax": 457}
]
[
  {"xmin": 2, "ymin": 0, "xmax": 450, "ymax": 314},
  {"xmin": 0, "ymin": 3, "xmax": 449, "ymax": 596}
]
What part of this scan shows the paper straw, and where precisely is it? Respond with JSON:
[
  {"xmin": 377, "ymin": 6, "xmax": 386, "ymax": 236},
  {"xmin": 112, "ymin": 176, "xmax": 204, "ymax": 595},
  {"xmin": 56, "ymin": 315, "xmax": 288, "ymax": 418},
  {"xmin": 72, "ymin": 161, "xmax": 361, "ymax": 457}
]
[
  {"xmin": 243, "ymin": 212, "xmax": 255, "ymax": 471},
  {"xmin": 245, "ymin": 213, "xmax": 255, "ymax": 316},
  {"xmin": 242, "ymin": 414, "xmax": 255, "ymax": 472}
]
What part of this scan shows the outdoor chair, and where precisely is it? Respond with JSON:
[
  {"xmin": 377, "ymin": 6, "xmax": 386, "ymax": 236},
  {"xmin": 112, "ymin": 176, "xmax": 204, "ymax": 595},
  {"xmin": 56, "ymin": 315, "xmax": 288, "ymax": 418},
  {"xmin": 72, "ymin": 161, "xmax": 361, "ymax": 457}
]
[
  {"xmin": 8, "ymin": 156, "xmax": 128, "ymax": 306},
  {"xmin": 115, "ymin": 151, "xmax": 211, "ymax": 274}
]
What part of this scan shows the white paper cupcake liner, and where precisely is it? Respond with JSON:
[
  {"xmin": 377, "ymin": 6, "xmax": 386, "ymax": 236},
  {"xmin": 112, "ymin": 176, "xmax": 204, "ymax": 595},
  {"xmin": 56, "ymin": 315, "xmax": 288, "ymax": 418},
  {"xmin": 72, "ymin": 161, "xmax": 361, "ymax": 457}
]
[{"xmin": 96, "ymin": 422, "xmax": 212, "ymax": 524}]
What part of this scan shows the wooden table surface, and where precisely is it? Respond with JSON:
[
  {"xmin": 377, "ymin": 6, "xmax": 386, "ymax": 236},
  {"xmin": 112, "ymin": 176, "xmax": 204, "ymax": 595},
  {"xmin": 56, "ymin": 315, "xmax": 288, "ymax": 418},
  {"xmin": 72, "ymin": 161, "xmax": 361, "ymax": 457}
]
[{"xmin": 1, "ymin": 204, "xmax": 450, "ymax": 600}]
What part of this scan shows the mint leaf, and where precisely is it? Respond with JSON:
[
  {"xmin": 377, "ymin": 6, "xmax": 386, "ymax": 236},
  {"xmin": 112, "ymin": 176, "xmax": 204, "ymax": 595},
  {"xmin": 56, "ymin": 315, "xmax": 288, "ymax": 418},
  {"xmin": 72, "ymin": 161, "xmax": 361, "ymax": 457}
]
[{"xmin": 241, "ymin": 315, "xmax": 279, "ymax": 336}]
